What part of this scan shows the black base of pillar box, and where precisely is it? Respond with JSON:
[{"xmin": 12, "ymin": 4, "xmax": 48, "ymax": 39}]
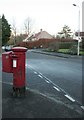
[{"xmin": 12, "ymin": 86, "xmax": 26, "ymax": 97}]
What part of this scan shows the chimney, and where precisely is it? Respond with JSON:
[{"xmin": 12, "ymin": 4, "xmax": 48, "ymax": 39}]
[{"xmin": 40, "ymin": 29, "xmax": 42, "ymax": 32}]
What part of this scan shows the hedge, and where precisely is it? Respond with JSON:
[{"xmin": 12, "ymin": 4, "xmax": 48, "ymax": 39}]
[{"xmin": 16, "ymin": 38, "xmax": 78, "ymax": 49}]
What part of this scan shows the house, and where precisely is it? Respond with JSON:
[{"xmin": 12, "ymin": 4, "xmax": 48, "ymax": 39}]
[
  {"xmin": 75, "ymin": 32, "xmax": 84, "ymax": 37},
  {"xmin": 75, "ymin": 32, "xmax": 84, "ymax": 41},
  {"xmin": 23, "ymin": 29, "xmax": 53, "ymax": 42}
]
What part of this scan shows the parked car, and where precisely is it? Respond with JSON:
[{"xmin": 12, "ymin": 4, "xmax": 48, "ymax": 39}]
[
  {"xmin": 5, "ymin": 46, "xmax": 12, "ymax": 52},
  {"xmin": 2, "ymin": 46, "xmax": 12, "ymax": 52},
  {"xmin": 2, "ymin": 46, "xmax": 5, "ymax": 50}
]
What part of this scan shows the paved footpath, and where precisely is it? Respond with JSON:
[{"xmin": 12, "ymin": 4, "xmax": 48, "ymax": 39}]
[{"xmin": 2, "ymin": 82, "xmax": 84, "ymax": 119}]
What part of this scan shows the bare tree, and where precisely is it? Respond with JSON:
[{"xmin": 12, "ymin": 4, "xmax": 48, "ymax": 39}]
[
  {"xmin": 24, "ymin": 17, "xmax": 33, "ymax": 37},
  {"xmin": 12, "ymin": 18, "xmax": 17, "ymax": 45}
]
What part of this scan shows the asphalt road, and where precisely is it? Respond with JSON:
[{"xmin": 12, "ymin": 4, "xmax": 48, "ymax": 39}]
[{"xmin": 26, "ymin": 50, "xmax": 82, "ymax": 105}]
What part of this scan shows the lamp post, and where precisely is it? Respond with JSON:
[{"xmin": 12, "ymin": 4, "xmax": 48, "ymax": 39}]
[{"xmin": 73, "ymin": 4, "xmax": 80, "ymax": 56}]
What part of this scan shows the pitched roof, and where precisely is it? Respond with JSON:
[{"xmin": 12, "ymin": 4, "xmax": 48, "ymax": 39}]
[
  {"xmin": 23, "ymin": 30, "xmax": 53, "ymax": 41},
  {"xmin": 35, "ymin": 31, "xmax": 53, "ymax": 39}
]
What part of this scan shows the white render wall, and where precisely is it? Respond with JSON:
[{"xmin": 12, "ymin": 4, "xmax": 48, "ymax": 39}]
[{"xmin": 82, "ymin": 1, "xmax": 84, "ymax": 32}]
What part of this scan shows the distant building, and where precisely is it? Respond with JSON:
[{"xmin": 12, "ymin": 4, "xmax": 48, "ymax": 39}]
[
  {"xmin": 23, "ymin": 29, "xmax": 53, "ymax": 42},
  {"xmin": 75, "ymin": 31, "xmax": 84, "ymax": 41},
  {"xmin": 75, "ymin": 32, "xmax": 84, "ymax": 36},
  {"xmin": 74, "ymin": 2, "xmax": 84, "ymax": 41}
]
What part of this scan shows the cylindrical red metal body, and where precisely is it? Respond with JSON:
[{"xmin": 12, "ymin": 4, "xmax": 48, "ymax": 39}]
[{"xmin": 12, "ymin": 47, "xmax": 27, "ymax": 89}]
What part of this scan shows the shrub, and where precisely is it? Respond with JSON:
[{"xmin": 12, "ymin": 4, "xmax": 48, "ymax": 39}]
[{"xmin": 68, "ymin": 45, "xmax": 77, "ymax": 55}]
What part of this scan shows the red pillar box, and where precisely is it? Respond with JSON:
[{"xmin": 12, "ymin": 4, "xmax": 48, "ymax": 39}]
[
  {"xmin": 12, "ymin": 47, "xmax": 27, "ymax": 96},
  {"xmin": 2, "ymin": 51, "xmax": 13, "ymax": 73}
]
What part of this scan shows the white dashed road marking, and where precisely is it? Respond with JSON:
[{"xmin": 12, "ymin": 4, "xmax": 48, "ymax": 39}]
[
  {"xmin": 39, "ymin": 72, "xmax": 43, "ymax": 76},
  {"xmin": 65, "ymin": 94, "xmax": 75, "ymax": 102},
  {"xmin": 38, "ymin": 75, "xmax": 43, "ymax": 79},
  {"xmin": 81, "ymin": 106, "xmax": 84, "ymax": 110},
  {"xmin": 45, "ymin": 80, "xmax": 50, "ymax": 83},
  {"xmin": 27, "ymin": 65, "xmax": 33, "ymax": 69},
  {"xmin": 0, "ymin": 81, "xmax": 12, "ymax": 85},
  {"xmin": 34, "ymin": 71, "xmax": 37, "ymax": 74},
  {"xmin": 53, "ymin": 86, "xmax": 60, "ymax": 92}
]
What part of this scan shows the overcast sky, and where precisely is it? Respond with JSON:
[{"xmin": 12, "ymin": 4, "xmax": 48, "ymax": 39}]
[{"xmin": 0, "ymin": 0, "xmax": 83, "ymax": 35}]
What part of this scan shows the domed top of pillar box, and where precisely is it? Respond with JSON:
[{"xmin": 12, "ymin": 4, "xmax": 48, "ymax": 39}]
[{"xmin": 12, "ymin": 47, "xmax": 27, "ymax": 52}]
